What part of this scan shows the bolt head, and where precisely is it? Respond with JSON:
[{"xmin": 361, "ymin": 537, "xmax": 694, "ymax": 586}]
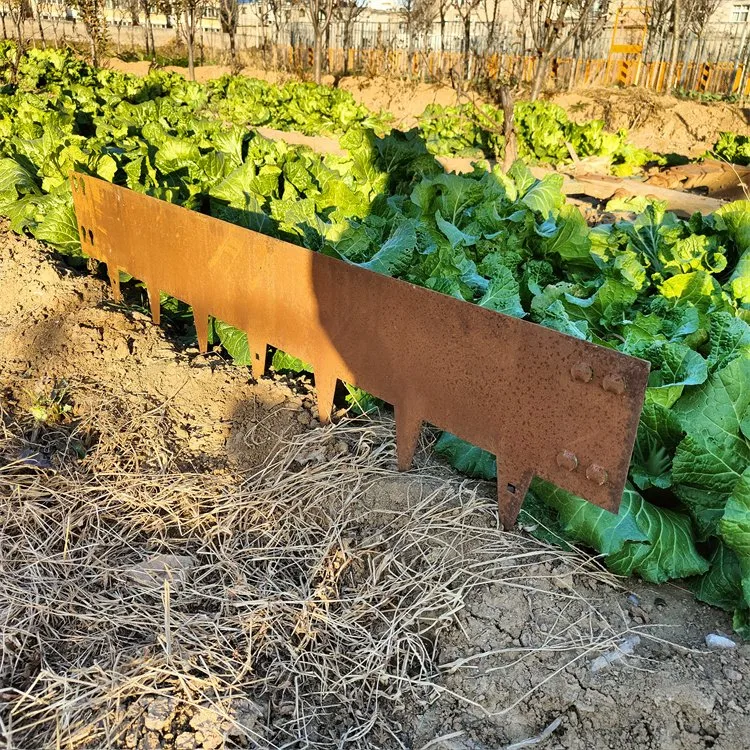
[
  {"xmin": 602, "ymin": 374, "xmax": 626, "ymax": 395},
  {"xmin": 556, "ymin": 450, "xmax": 578, "ymax": 471},
  {"xmin": 586, "ymin": 464, "xmax": 608, "ymax": 486},
  {"xmin": 571, "ymin": 362, "xmax": 593, "ymax": 383}
]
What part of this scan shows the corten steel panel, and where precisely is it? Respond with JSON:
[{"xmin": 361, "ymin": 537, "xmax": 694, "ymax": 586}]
[{"xmin": 70, "ymin": 173, "xmax": 650, "ymax": 529}]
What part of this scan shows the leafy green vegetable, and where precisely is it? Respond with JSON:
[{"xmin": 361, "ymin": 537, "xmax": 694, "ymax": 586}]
[
  {"xmin": 418, "ymin": 100, "xmax": 660, "ymax": 173},
  {"xmin": 712, "ymin": 132, "xmax": 750, "ymax": 166},
  {"xmin": 1, "ymin": 42, "xmax": 749, "ymax": 636},
  {"xmin": 434, "ymin": 432, "xmax": 496, "ymax": 480}
]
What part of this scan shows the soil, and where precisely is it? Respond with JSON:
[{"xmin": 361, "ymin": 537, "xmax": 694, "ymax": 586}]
[
  {"xmin": 1, "ymin": 225, "xmax": 749, "ymax": 749},
  {"xmin": 550, "ymin": 88, "xmax": 750, "ymax": 160},
  {"xmin": 105, "ymin": 58, "xmax": 750, "ymax": 157}
]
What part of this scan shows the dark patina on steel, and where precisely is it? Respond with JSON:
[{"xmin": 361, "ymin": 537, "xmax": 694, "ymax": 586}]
[{"xmin": 71, "ymin": 173, "xmax": 650, "ymax": 529}]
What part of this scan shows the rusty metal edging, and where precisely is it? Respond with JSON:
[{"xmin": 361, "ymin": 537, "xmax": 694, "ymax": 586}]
[{"xmin": 70, "ymin": 173, "xmax": 649, "ymax": 529}]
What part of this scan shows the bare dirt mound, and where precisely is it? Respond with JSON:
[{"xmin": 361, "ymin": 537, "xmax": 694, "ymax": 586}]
[
  {"xmin": 1, "ymin": 228, "xmax": 749, "ymax": 749},
  {"xmin": 337, "ymin": 76, "xmax": 465, "ymax": 129},
  {"xmin": 551, "ymin": 88, "xmax": 750, "ymax": 159},
  {"xmin": 0, "ymin": 226, "xmax": 309, "ymax": 470}
]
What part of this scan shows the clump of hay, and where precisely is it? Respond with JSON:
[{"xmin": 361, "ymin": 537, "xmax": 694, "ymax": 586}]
[{"xmin": 0, "ymin": 392, "xmax": 626, "ymax": 749}]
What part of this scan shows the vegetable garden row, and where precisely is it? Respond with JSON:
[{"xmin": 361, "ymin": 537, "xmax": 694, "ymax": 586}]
[{"xmin": 1, "ymin": 43, "xmax": 748, "ymax": 636}]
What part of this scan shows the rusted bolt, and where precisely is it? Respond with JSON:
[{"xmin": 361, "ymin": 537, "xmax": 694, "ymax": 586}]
[
  {"xmin": 586, "ymin": 464, "xmax": 608, "ymax": 486},
  {"xmin": 602, "ymin": 374, "xmax": 626, "ymax": 395},
  {"xmin": 571, "ymin": 362, "xmax": 593, "ymax": 383},
  {"xmin": 556, "ymin": 450, "xmax": 578, "ymax": 471}
]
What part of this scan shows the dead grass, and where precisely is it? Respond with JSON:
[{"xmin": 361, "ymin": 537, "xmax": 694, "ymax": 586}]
[{"xmin": 0, "ymin": 388, "xmax": 632, "ymax": 749}]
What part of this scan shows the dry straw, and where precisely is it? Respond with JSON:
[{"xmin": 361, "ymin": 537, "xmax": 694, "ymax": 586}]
[{"xmin": 0, "ymin": 390, "xmax": 635, "ymax": 749}]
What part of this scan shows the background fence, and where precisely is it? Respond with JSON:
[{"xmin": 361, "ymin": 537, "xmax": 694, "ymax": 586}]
[{"xmin": 8, "ymin": 12, "xmax": 750, "ymax": 98}]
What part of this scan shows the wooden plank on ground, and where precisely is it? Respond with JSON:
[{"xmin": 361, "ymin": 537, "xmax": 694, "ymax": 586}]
[
  {"xmin": 547, "ymin": 171, "xmax": 726, "ymax": 216},
  {"xmin": 437, "ymin": 157, "xmax": 725, "ymax": 215}
]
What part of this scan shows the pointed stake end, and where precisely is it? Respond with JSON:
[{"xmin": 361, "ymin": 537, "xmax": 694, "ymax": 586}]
[
  {"xmin": 497, "ymin": 462, "xmax": 533, "ymax": 531},
  {"xmin": 194, "ymin": 310, "xmax": 209, "ymax": 354},
  {"xmin": 395, "ymin": 406, "xmax": 422, "ymax": 472},
  {"xmin": 314, "ymin": 370, "xmax": 338, "ymax": 425}
]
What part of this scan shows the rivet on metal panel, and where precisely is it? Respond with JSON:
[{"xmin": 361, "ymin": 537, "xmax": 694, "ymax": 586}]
[
  {"xmin": 586, "ymin": 464, "xmax": 609, "ymax": 486},
  {"xmin": 571, "ymin": 362, "xmax": 593, "ymax": 383},
  {"xmin": 556, "ymin": 450, "xmax": 578, "ymax": 471},
  {"xmin": 602, "ymin": 374, "xmax": 626, "ymax": 395}
]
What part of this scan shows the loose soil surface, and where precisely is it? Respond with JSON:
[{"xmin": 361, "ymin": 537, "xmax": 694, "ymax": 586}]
[
  {"xmin": 550, "ymin": 88, "xmax": 750, "ymax": 160},
  {"xmin": 2, "ymin": 227, "xmax": 750, "ymax": 749},
  {"xmin": 106, "ymin": 58, "xmax": 750, "ymax": 158}
]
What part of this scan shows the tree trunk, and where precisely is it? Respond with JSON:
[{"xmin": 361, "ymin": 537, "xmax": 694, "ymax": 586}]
[
  {"xmin": 185, "ymin": 11, "xmax": 196, "ymax": 79},
  {"xmin": 462, "ymin": 14, "xmax": 470, "ymax": 80},
  {"xmin": 500, "ymin": 84, "xmax": 516, "ymax": 171},
  {"xmin": 144, "ymin": 9, "xmax": 151, "ymax": 57},
  {"xmin": 530, "ymin": 54, "xmax": 548, "ymax": 100},
  {"xmin": 12, "ymin": 11, "xmax": 22, "ymax": 80},
  {"xmin": 1, "ymin": 13, "xmax": 6, "ymax": 41},
  {"xmin": 342, "ymin": 24, "xmax": 351, "ymax": 74},
  {"xmin": 94, "ymin": 0, "xmax": 99, "ymax": 66},
  {"xmin": 34, "ymin": 1, "xmax": 46, "ymax": 48},
  {"xmin": 313, "ymin": 26, "xmax": 322, "ymax": 83},
  {"xmin": 439, "ymin": 10, "xmax": 445, "ymax": 52},
  {"xmin": 488, "ymin": 0, "xmax": 499, "ymax": 48},
  {"xmin": 665, "ymin": 0, "xmax": 681, "ymax": 92},
  {"xmin": 229, "ymin": 28, "xmax": 236, "ymax": 69}
]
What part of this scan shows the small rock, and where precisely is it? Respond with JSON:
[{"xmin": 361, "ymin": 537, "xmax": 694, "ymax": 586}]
[
  {"xmin": 229, "ymin": 698, "xmax": 265, "ymax": 736},
  {"xmin": 138, "ymin": 731, "xmax": 162, "ymax": 750},
  {"xmin": 333, "ymin": 440, "xmax": 349, "ymax": 456},
  {"xmin": 18, "ymin": 448, "xmax": 52, "ymax": 468},
  {"xmin": 189, "ymin": 707, "xmax": 226, "ymax": 750},
  {"xmin": 723, "ymin": 668, "xmax": 743, "ymax": 682},
  {"xmin": 113, "ymin": 337, "xmax": 130, "ymax": 359},
  {"xmin": 174, "ymin": 424, "xmax": 190, "ymax": 440},
  {"xmin": 590, "ymin": 635, "xmax": 641, "ymax": 673},
  {"xmin": 551, "ymin": 573, "xmax": 574, "ymax": 591},
  {"xmin": 627, "ymin": 593, "xmax": 640, "ymax": 607},
  {"xmin": 123, "ymin": 554, "xmax": 194, "ymax": 590},
  {"xmin": 705, "ymin": 634, "xmax": 737, "ymax": 651},
  {"xmin": 144, "ymin": 697, "xmax": 177, "ymax": 732},
  {"xmin": 297, "ymin": 446, "xmax": 326, "ymax": 465},
  {"xmin": 175, "ymin": 733, "xmax": 197, "ymax": 750},
  {"xmin": 296, "ymin": 411, "xmax": 311, "ymax": 426},
  {"xmin": 125, "ymin": 725, "xmax": 140, "ymax": 749}
]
